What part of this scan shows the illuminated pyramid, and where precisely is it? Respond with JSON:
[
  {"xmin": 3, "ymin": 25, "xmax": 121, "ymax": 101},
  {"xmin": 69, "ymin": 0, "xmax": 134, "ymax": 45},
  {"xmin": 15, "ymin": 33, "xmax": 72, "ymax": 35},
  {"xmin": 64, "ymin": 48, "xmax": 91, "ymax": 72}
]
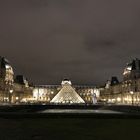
[{"xmin": 50, "ymin": 79, "xmax": 85, "ymax": 104}]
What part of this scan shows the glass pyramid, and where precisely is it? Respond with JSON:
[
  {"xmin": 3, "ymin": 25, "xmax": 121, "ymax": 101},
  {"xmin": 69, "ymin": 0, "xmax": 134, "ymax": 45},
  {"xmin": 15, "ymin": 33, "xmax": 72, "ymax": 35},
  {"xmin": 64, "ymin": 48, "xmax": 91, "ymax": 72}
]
[{"xmin": 50, "ymin": 80, "xmax": 85, "ymax": 104}]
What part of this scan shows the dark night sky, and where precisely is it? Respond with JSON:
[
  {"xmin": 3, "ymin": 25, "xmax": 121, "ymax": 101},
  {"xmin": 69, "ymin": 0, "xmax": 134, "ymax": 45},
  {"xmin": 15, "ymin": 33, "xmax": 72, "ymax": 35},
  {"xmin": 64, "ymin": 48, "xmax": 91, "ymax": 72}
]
[{"xmin": 0, "ymin": 0, "xmax": 140, "ymax": 85}]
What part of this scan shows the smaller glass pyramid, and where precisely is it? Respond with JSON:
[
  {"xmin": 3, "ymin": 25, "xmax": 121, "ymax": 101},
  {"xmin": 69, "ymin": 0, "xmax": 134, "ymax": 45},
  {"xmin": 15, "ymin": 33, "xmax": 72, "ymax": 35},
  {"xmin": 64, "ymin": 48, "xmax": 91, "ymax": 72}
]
[{"xmin": 50, "ymin": 80, "xmax": 85, "ymax": 104}]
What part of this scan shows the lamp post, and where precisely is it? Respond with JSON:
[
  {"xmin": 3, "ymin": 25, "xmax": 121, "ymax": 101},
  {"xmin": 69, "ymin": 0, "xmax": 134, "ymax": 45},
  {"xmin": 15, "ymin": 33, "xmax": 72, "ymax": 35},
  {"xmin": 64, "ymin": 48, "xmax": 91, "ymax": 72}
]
[
  {"xmin": 130, "ymin": 91, "xmax": 134, "ymax": 106},
  {"xmin": 9, "ymin": 89, "xmax": 13, "ymax": 104}
]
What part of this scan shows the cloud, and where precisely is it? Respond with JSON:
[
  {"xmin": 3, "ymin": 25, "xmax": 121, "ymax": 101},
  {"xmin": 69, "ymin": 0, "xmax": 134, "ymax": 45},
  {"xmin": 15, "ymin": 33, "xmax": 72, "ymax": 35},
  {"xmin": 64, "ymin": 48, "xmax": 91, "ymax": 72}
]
[{"xmin": 0, "ymin": 0, "xmax": 140, "ymax": 85}]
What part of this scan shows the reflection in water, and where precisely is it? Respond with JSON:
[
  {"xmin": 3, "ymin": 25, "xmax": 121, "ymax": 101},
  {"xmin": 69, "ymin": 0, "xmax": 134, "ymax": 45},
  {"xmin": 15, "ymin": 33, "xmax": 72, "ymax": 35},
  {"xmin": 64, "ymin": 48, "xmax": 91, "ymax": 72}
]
[{"xmin": 40, "ymin": 109, "xmax": 122, "ymax": 114}]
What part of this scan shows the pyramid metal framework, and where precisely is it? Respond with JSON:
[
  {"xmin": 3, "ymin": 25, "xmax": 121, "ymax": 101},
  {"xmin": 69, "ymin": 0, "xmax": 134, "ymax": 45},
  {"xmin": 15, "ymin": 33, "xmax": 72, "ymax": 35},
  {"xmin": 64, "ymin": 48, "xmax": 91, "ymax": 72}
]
[{"xmin": 50, "ymin": 80, "xmax": 85, "ymax": 104}]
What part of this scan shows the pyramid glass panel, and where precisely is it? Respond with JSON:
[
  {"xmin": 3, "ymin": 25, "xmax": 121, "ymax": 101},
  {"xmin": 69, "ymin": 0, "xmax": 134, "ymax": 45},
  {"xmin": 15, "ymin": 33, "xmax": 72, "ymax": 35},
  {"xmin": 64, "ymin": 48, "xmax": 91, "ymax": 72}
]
[{"xmin": 50, "ymin": 80, "xmax": 85, "ymax": 104}]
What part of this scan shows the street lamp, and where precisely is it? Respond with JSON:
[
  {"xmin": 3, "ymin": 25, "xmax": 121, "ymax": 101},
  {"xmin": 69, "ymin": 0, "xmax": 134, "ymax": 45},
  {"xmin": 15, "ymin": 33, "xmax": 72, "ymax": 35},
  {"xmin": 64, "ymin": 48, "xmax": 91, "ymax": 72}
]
[
  {"xmin": 130, "ymin": 91, "xmax": 134, "ymax": 105},
  {"xmin": 9, "ymin": 89, "xmax": 13, "ymax": 94},
  {"xmin": 9, "ymin": 89, "xmax": 13, "ymax": 103}
]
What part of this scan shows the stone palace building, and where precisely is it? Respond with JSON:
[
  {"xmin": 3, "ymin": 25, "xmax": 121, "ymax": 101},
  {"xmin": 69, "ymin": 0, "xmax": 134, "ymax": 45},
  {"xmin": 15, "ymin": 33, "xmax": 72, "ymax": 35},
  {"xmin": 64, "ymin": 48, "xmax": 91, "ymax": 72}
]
[
  {"xmin": 1, "ymin": 56, "xmax": 140, "ymax": 105},
  {"xmin": 100, "ymin": 58, "xmax": 140, "ymax": 105},
  {"xmin": 0, "ymin": 56, "xmax": 99, "ymax": 104}
]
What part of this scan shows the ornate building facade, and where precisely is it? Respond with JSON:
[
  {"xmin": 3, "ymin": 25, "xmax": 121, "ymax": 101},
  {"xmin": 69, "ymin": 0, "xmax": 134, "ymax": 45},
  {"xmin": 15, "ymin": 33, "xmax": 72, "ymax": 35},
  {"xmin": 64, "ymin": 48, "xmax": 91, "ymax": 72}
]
[
  {"xmin": 32, "ymin": 81, "xmax": 100, "ymax": 104},
  {"xmin": 3, "ymin": 56, "xmax": 140, "ymax": 105},
  {"xmin": 100, "ymin": 58, "xmax": 140, "ymax": 105},
  {"xmin": 0, "ymin": 56, "xmax": 100, "ymax": 104},
  {"xmin": 0, "ymin": 57, "xmax": 33, "ymax": 104},
  {"xmin": 0, "ymin": 57, "xmax": 14, "ymax": 102}
]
